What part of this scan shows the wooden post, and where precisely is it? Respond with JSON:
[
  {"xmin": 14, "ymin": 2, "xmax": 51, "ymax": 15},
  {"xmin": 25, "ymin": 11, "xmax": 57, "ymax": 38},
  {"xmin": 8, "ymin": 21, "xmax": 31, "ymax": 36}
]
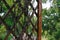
[{"xmin": 38, "ymin": 0, "xmax": 42, "ymax": 40}]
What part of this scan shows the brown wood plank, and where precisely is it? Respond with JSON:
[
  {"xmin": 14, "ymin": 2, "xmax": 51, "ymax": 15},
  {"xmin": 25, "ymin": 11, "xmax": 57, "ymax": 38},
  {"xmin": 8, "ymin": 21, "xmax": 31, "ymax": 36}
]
[{"xmin": 38, "ymin": 0, "xmax": 42, "ymax": 40}]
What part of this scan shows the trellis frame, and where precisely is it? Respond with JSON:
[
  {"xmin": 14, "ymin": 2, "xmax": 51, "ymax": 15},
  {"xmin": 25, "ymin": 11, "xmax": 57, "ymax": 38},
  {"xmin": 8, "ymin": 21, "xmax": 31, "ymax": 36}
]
[{"xmin": 0, "ymin": 0, "xmax": 42, "ymax": 40}]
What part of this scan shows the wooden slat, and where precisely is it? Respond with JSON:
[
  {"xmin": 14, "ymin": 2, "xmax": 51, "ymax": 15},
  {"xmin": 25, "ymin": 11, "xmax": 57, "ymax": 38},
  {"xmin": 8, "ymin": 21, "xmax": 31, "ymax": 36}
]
[{"xmin": 38, "ymin": 0, "xmax": 42, "ymax": 40}]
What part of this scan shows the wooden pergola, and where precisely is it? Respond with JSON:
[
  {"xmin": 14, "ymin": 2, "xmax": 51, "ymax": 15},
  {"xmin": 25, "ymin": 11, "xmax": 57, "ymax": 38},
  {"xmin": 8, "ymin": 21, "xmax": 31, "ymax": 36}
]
[{"xmin": 0, "ymin": 0, "xmax": 42, "ymax": 40}]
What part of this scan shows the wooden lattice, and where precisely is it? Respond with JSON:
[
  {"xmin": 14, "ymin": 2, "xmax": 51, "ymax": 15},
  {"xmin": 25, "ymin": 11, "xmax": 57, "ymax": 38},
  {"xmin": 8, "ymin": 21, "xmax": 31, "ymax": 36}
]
[{"xmin": 0, "ymin": 0, "xmax": 42, "ymax": 40}]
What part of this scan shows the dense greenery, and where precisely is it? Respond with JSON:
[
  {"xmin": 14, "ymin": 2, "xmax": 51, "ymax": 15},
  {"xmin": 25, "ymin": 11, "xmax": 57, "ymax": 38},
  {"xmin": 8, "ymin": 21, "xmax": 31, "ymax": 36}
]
[
  {"xmin": 42, "ymin": 0, "xmax": 60, "ymax": 40},
  {"xmin": 0, "ymin": 0, "xmax": 37, "ymax": 40},
  {"xmin": 0, "ymin": 0, "xmax": 60, "ymax": 40}
]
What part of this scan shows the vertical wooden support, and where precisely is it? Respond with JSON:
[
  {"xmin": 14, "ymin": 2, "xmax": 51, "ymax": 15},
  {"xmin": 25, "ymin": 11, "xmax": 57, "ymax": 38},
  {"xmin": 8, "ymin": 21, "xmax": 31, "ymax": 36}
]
[{"xmin": 38, "ymin": 0, "xmax": 42, "ymax": 40}]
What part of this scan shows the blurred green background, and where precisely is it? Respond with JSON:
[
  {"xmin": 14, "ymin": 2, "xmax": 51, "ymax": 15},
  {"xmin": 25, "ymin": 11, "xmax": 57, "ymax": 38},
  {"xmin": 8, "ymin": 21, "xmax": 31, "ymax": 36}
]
[{"xmin": 0, "ymin": 0, "xmax": 60, "ymax": 40}]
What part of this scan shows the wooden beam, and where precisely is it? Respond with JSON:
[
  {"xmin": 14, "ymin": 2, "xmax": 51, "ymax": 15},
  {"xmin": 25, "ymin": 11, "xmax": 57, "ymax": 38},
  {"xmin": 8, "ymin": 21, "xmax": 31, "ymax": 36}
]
[{"xmin": 38, "ymin": 0, "xmax": 42, "ymax": 40}]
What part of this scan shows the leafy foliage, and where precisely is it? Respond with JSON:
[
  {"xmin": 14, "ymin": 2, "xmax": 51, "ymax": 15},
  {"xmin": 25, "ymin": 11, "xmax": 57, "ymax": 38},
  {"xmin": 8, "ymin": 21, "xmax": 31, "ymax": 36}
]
[
  {"xmin": 42, "ymin": 0, "xmax": 60, "ymax": 40},
  {"xmin": 0, "ymin": 0, "xmax": 60, "ymax": 40}
]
